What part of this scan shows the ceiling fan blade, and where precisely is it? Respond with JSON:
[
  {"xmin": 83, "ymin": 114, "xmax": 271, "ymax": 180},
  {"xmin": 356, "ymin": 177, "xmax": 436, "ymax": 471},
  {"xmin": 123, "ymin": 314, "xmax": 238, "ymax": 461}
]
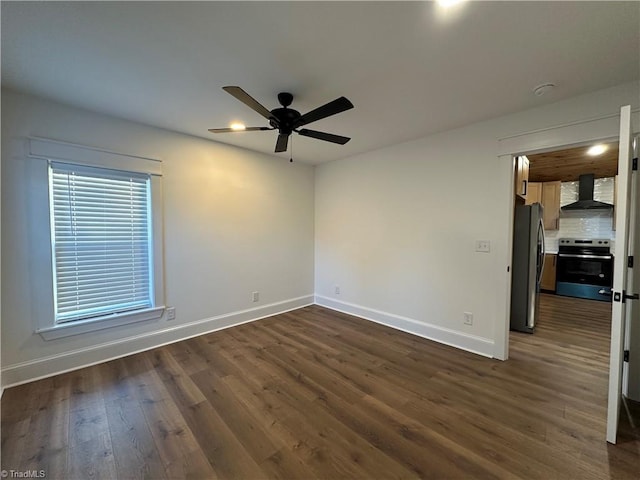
[
  {"xmin": 208, "ymin": 127, "xmax": 272, "ymax": 133},
  {"xmin": 297, "ymin": 129, "xmax": 351, "ymax": 145},
  {"xmin": 222, "ymin": 86, "xmax": 277, "ymax": 124},
  {"xmin": 275, "ymin": 133, "xmax": 289, "ymax": 153},
  {"xmin": 293, "ymin": 96, "xmax": 353, "ymax": 128}
]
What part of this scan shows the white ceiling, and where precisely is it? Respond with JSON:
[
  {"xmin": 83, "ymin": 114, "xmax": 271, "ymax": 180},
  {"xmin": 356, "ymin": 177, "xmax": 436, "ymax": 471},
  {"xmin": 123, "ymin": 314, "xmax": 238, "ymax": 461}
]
[{"xmin": 2, "ymin": 1, "xmax": 639, "ymax": 165}]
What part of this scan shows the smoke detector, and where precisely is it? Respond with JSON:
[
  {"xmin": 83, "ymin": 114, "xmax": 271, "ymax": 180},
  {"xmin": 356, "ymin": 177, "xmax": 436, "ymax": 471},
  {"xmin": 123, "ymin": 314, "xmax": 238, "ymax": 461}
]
[{"xmin": 533, "ymin": 83, "xmax": 555, "ymax": 97}]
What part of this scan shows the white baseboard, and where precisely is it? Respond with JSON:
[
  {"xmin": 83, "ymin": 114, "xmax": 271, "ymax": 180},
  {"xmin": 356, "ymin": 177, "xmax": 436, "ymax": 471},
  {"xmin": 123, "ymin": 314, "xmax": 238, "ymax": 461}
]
[
  {"xmin": 2, "ymin": 294, "xmax": 494, "ymax": 389},
  {"xmin": 1, "ymin": 295, "xmax": 314, "ymax": 389},
  {"xmin": 314, "ymin": 295, "xmax": 495, "ymax": 358}
]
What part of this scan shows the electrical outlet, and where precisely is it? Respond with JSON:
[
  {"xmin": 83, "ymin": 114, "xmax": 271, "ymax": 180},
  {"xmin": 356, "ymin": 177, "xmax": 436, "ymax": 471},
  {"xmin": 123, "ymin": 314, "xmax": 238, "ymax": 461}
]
[
  {"xmin": 475, "ymin": 240, "xmax": 491, "ymax": 253},
  {"xmin": 335, "ymin": 285, "xmax": 340, "ymax": 295},
  {"xmin": 252, "ymin": 291, "xmax": 259, "ymax": 302},
  {"xmin": 166, "ymin": 307, "xmax": 176, "ymax": 321},
  {"xmin": 463, "ymin": 312, "xmax": 473, "ymax": 325}
]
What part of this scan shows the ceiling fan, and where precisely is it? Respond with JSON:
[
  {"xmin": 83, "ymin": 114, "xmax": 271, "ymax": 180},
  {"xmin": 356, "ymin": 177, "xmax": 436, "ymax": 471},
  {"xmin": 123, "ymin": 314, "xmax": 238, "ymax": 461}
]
[{"xmin": 209, "ymin": 86, "xmax": 354, "ymax": 153}]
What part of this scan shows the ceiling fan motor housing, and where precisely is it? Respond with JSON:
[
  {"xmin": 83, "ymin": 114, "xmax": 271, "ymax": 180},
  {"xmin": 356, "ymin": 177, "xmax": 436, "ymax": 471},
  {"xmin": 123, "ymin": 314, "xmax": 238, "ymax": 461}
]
[{"xmin": 270, "ymin": 93, "xmax": 300, "ymax": 135}]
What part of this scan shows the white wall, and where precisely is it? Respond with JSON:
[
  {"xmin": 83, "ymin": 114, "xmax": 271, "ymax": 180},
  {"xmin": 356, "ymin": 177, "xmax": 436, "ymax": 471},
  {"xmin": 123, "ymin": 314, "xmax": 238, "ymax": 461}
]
[
  {"xmin": 2, "ymin": 81, "xmax": 639, "ymax": 387},
  {"xmin": 315, "ymin": 81, "xmax": 639, "ymax": 358},
  {"xmin": 1, "ymin": 89, "xmax": 315, "ymax": 386}
]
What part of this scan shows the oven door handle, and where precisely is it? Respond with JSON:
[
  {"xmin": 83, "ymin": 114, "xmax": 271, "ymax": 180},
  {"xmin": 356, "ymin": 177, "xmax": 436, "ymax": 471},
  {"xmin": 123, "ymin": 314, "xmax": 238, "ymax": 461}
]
[{"xmin": 558, "ymin": 253, "xmax": 613, "ymax": 260}]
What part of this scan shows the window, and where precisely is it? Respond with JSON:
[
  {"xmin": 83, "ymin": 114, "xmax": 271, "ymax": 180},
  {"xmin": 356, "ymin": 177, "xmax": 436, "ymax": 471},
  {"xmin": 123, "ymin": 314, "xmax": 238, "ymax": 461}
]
[
  {"xmin": 49, "ymin": 163, "xmax": 154, "ymax": 323},
  {"xmin": 27, "ymin": 136, "xmax": 165, "ymax": 340}
]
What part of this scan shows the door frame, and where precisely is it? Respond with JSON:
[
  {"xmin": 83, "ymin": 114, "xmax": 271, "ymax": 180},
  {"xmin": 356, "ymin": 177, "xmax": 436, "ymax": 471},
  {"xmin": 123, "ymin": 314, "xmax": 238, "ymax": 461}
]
[{"xmin": 494, "ymin": 109, "xmax": 640, "ymax": 361}]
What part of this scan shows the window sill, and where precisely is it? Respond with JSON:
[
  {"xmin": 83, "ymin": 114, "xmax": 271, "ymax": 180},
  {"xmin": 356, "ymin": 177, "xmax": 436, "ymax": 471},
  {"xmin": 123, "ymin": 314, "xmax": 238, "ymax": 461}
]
[{"xmin": 36, "ymin": 306, "xmax": 166, "ymax": 341}]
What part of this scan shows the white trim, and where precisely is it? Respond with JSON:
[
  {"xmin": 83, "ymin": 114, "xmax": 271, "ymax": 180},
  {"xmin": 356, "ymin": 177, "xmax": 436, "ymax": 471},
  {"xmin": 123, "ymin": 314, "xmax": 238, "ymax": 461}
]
[
  {"xmin": 37, "ymin": 306, "xmax": 166, "ymax": 340},
  {"xmin": 497, "ymin": 109, "xmax": 640, "ymax": 156},
  {"xmin": 314, "ymin": 295, "xmax": 495, "ymax": 358},
  {"xmin": 28, "ymin": 150, "xmax": 165, "ymax": 340},
  {"xmin": 28, "ymin": 136, "xmax": 162, "ymax": 176},
  {"xmin": 2, "ymin": 295, "xmax": 314, "ymax": 388},
  {"xmin": 498, "ymin": 109, "xmax": 635, "ymax": 142},
  {"xmin": 494, "ymin": 154, "xmax": 517, "ymax": 361}
]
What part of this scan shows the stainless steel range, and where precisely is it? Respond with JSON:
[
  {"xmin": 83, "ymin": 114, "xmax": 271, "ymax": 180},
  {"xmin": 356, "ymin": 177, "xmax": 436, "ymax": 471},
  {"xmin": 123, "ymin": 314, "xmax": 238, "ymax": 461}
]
[{"xmin": 556, "ymin": 238, "xmax": 613, "ymax": 301}]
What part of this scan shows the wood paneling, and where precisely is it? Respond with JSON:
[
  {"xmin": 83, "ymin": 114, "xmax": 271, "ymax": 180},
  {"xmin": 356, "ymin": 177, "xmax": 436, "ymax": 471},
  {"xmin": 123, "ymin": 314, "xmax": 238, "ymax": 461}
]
[
  {"xmin": 528, "ymin": 142, "xmax": 618, "ymax": 182},
  {"xmin": 2, "ymin": 300, "xmax": 639, "ymax": 479}
]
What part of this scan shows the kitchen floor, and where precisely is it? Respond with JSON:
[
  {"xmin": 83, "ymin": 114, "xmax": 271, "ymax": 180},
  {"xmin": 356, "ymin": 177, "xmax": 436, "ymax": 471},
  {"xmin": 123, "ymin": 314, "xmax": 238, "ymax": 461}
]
[{"xmin": 530, "ymin": 292, "xmax": 612, "ymax": 352}]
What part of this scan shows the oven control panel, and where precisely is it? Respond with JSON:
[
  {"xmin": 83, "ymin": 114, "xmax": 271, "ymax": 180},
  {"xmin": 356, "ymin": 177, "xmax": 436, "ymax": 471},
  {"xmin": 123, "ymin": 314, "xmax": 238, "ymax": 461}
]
[{"xmin": 558, "ymin": 238, "xmax": 610, "ymax": 247}]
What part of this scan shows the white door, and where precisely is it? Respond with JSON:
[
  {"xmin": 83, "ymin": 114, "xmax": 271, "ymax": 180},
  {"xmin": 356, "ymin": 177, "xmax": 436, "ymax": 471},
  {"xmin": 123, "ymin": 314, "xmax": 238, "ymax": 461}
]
[
  {"xmin": 606, "ymin": 105, "xmax": 638, "ymax": 444},
  {"xmin": 623, "ymin": 135, "xmax": 640, "ymax": 402}
]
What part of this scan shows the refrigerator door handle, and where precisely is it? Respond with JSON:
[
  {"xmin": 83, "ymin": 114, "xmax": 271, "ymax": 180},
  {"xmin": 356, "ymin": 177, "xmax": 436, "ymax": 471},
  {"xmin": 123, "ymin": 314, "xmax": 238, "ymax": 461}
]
[
  {"xmin": 540, "ymin": 218, "xmax": 545, "ymax": 258},
  {"xmin": 537, "ymin": 218, "xmax": 546, "ymax": 283}
]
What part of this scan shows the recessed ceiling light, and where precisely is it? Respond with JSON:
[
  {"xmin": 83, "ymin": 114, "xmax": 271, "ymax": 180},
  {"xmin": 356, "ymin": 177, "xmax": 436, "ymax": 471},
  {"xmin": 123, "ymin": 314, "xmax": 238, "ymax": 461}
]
[
  {"xmin": 437, "ymin": 0, "xmax": 466, "ymax": 7},
  {"xmin": 533, "ymin": 83, "xmax": 555, "ymax": 97},
  {"xmin": 230, "ymin": 122, "xmax": 246, "ymax": 131},
  {"xmin": 587, "ymin": 144, "xmax": 608, "ymax": 156}
]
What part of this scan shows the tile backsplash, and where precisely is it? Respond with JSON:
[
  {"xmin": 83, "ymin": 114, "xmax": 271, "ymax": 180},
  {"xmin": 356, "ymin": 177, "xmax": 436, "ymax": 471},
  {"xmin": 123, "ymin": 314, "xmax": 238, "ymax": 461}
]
[{"xmin": 544, "ymin": 177, "xmax": 615, "ymax": 252}]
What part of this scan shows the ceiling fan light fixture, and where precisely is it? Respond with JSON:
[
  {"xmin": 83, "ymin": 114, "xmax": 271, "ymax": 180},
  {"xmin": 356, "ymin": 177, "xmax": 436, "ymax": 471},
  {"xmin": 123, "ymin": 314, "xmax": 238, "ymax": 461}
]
[
  {"xmin": 230, "ymin": 122, "xmax": 246, "ymax": 131},
  {"xmin": 587, "ymin": 144, "xmax": 608, "ymax": 156}
]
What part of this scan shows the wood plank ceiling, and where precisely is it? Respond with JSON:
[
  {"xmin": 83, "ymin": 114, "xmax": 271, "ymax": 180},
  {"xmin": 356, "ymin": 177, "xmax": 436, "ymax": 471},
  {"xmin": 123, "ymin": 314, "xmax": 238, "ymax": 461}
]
[{"xmin": 528, "ymin": 142, "xmax": 618, "ymax": 183}]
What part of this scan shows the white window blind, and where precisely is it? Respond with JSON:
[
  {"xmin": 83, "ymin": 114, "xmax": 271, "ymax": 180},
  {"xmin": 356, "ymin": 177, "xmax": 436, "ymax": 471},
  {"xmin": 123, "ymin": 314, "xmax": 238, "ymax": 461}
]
[{"xmin": 49, "ymin": 162, "xmax": 153, "ymax": 323}]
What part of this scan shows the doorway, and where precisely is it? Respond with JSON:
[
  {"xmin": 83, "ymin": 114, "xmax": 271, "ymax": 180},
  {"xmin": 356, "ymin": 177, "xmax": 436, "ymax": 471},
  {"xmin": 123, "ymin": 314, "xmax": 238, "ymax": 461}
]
[
  {"xmin": 496, "ymin": 106, "xmax": 640, "ymax": 443},
  {"xmin": 497, "ymin": 106, "xmax": 640, "ymax": 445},
  {"xmin": 509, "ymin": 143, "xmax": 618, "ymax": 445}
]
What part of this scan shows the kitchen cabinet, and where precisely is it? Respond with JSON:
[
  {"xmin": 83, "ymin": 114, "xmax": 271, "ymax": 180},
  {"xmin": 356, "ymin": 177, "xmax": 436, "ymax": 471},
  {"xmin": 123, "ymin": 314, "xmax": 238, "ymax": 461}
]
[
  {"xmin": 541, "ymin": 181, "xmax": 561, "ymax": 231},
  {"xmin": 540, "ymin": 253, "xmax": 557, "ymax": 291},
  {"xmin": 515, "ymin": 156, "xmax": 530, "ymax": 201},
  {"xmin": 525, "ymin": 180, "xmax": 560, "ymax": 230},
  {"xmin": 526, "ymin": 182, "xmax": 542, "ymax": 205}
]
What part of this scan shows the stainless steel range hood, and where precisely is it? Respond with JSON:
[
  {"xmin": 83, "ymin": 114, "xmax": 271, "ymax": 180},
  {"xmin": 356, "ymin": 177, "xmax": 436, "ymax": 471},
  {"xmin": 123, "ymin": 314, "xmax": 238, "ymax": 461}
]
[{"xmin": 561, "ymin": 174, "xmax": 613, "ymax": 210}]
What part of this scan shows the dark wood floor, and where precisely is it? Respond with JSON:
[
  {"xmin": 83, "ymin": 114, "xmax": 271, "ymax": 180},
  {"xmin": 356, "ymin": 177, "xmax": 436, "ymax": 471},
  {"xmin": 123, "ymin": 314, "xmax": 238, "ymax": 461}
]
[{"xmin": 2, "ymin": 295, "xmax": 639, "ymax": 479}]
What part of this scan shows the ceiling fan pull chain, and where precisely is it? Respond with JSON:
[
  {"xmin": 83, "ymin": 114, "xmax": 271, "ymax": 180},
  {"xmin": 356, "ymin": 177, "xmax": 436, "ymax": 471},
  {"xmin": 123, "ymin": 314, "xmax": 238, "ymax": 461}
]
[{"xmin": 290, "ymin": 135, "xmax": 294, "ymax": 163}]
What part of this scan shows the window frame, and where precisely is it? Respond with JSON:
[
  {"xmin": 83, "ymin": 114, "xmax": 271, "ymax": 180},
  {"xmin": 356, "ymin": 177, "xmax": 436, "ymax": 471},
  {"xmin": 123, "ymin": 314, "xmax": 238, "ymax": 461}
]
[{"xmin": 27, "ymin": 137, "xmax": 165, "ymax": 340}]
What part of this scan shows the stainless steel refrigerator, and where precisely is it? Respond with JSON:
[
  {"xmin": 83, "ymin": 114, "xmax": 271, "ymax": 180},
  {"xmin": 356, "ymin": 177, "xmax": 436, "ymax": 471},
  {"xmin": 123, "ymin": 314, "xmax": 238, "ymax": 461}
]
[{"xmin": 510, "ymin": 203, "xmax": 545, "ymax": 333}]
